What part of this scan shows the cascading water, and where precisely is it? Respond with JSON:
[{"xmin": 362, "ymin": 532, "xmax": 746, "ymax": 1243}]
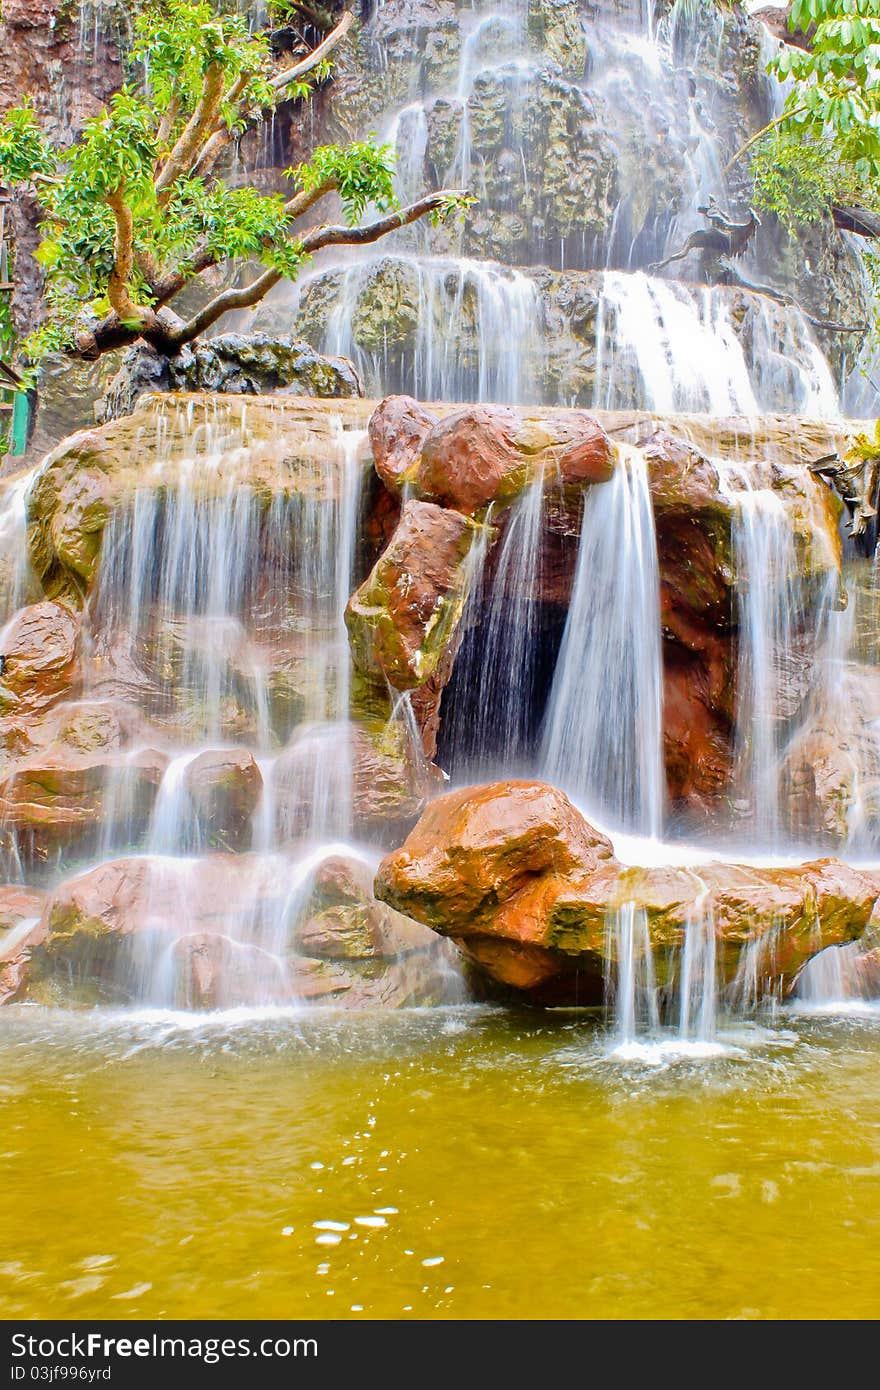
[
  {"xmin": 541, "ymin": 444, "xmax": 665, "ymax": 838},
  {"xmin": 440, "ymin": 479, "xmax": 545, "ymax": 774},
  {"xmin": 312, "ymin": 254, "xmax": 542, "ymax": 405},
  {"xmin": 39, "ymin": 399, "xmax": 422, "ymax": 1006},
  {"xmin": 0, "ymin": 469, "xmax": 36, "ymax": 625},
  {"xmin": 593, "ymin": 271, "xmax": 838, "ymax": 417},
  {"xmin": 604, "ymin": 902, "xmax": 661, "ymax": 1051},
  {"xmin": 678, "ymin": 889, "xmax": 718, "ymax": 1043}
]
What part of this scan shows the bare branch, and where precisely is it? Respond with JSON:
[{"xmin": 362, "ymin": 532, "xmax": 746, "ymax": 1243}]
[
  {"xmin": 722, "ymin": 105, "xmax": 808, "ymax": 176},
  {"xmin": 298, "ymin": 190, "xmax": 467, "ymax": 254},
  {"xmin": 167, "ymin": 189, "xmax": 464, "ymax": 348},
  {"xmin": 269, "ymin": 12, "xmax": 353, "ymax": 91},
  {"xmin": 192, "ymin": 14, "xmax": 354, "ymax": 181}
]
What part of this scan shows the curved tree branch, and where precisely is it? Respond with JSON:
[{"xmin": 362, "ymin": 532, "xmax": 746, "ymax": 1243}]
[
  {"xmin": 192, "ymin": 13, "xmax": 354, "ymax": 181},
  {"xmin": 269, "ymin": 12, "xmax": 353, "ymax": 91},
  {"xmin": 146, "ymin": 180, "xmax": 335, "ymax": 306},
  {"xmin": 106, "ymin": 187, "xmax": 150, "ymax": 328},
  {"xmin": 155, "ymin": 60, "xmax": 226, "ymax": 201},
  {"xmin": 167, "ymin": 189, "xmax": 465, "ymax": 347}
]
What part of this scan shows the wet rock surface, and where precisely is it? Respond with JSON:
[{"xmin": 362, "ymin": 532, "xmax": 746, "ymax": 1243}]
[
  {"xmin": 376, "ymin": 780, "xmax": 879, "ymax": 1004},
  {"xmin": 6, "ymin": 850, "xmax": 459, "ymax": 1010},
  {"xmin": 97, "ymin": 336, "xmax": 363, "ymax": 425}
]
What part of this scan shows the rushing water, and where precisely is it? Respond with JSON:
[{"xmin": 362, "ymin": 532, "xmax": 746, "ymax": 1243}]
[
  {"xmin": 1, "ymin": 1005, "xmax": 879, "ymax": 1320},
  {"xmin": 440, "ymin": 480, "xmax": 545, "ymax": 774},
  {"xmin": 541, "ymin": 445, "xmax": 665, "ymax": 837}
]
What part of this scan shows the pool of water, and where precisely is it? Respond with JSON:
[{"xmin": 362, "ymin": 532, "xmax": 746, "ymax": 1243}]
[{"xmin": 2, "ymin": 1003, "xmax": 880, "ymax": 1320}]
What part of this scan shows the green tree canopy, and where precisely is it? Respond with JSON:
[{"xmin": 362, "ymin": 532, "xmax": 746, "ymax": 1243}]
[
  {"xmin": 749, "ymin": 0, "xmax": 880, "ymax": 231},
  {"xmin": 0, "ymin": 2, "xmax": 468, "ymax": 365}
]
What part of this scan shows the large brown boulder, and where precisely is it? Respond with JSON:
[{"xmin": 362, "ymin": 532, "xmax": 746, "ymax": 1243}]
[
  {"xmin": 26, "ymin": 393, "xmax": 374, "ymax": 600},
  {"xmin": 346, "ymin": 498, "xmax": 479, "ymax": 689},
  {"xmin": 369, "ymin": 395, "xmax": 438, "ymax": 493},
  {"xmin": 376, "ymin": 781, "xmax": 878, "ymax": 1004},
  {"xmin": 415, "ymin": 405, "xmax": 613, "ymax": 515},
  {"xmin": 375, "ymin": 780, "xmax": 616, "ymax": 936}
]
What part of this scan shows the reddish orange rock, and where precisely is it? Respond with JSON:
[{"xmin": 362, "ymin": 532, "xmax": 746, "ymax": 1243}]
[
  {"xmin": 416, "ymin": 405, "xmax": 613, "ymax": 515},
  {"xmin": 346, "ymin": 498, "xmax": 477, "ymax": 689},
  {"xmin": 369, "ymin": 395, "xmax": 438, "ymax": 493},
  {"xmin": 376, "ymin": 781, "xmax": 879, "ymax": 1005}
]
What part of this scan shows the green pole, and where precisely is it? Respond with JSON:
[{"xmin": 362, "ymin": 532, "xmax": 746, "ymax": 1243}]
[{"xmin": 9, "ymin": 390, "xmax": 29, "ymax": 456}]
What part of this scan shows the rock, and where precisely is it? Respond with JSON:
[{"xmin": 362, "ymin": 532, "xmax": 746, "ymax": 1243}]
[
  {"xmin": 272, "ymin": 718, "xmax": 434, "ymax": 842},
  {"xmin": 527, "ymin": 0, "xmax": 587, "ymax": 79},
  {"xmin": 416, "ymin": 405, "xmax": 613, "ymax": 515},
  {"xmin": 0, "ymin": 883, "xmax": 45, "ymax": 934},
  {"xmin": 369, "ymin": 395, "xmax": 438, "ymax": 493},
  {"xmin": 375, "ymin": 780, "xmax": 616, "ymax": 935},
  {"xmin": 0, "ymin": 601, "xmax": 81, "ymax": 717},
  {"xmin": 8, "ymin": 849, "xmax": 456, "ymax": 1009},
  {"xmin": 182, "ymin": 748, "xmax": 263, "ymax": 849},
  {"xmin": 376, "ymin": 781, "xmax": 878, "ymax": 1004},
  {"xmin": 779, "ymin": 661, "xmax": 880, "ymax": 845},
  {"xmin": 26, "ymin": 393, "xmax": 374, "ymax": 600},
  {"xmin": 96, "ymin": 335, "xmax": 364, "ymax": 424},
  {"xmin": 346, "ymin": 498, "xmax": 480, "ymax": 689},
  {"xmin": 0, "ymin": 746, "xmax": 168, "ymax": 861},
  {"xmin": 416, "ymin": 406, "xmax": 529, "ymax": 515}
]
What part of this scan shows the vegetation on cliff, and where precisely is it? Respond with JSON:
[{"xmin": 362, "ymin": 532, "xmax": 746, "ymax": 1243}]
[
  {"xmin": 0, "ymin": 1, "xmax": 468, "ymax": 369},
  {"xmin": 748, "ymin": 0, "xmax": 880, "ymax": 251}
]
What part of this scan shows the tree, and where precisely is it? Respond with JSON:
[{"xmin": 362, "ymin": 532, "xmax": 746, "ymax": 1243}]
[
  {"xmin": 0, "ymin": 2, "xmax": 468, "ymax": 366},
  {"xmin": 743, "ymin": 0, "xmax": 880, "ymax": 233}
]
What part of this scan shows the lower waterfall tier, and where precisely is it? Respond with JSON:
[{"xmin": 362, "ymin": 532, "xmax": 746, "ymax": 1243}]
[{"xmin": 1, "ymin": 391, "xmax": 878, "ymax": 1012}]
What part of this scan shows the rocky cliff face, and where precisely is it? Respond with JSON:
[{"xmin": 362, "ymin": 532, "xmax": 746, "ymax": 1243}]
[
  {"xmin": 0, "ymin": 0, "xmax": 124, "ymax": 338},
  {"xmin": 256, "ymin": 0, "xmax": 876, "ymax": 404}
]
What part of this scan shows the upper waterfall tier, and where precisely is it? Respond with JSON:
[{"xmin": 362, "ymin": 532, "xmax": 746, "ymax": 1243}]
[
  {"xmin": 279, "ymin": 261, "xmax": 842, "ymax": 416},
  {"xmin": 250, "ymin": 0, "xmax": 878, "ymax": 416}
]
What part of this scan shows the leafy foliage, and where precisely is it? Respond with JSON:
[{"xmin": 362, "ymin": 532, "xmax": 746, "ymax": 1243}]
[
  {"xmin": 751, "ymin": 0, "xmax": 880, "ymax": 229},
  {"xmin": 0, "ymin": 1, "xmax": 460, "ymax": 363}
]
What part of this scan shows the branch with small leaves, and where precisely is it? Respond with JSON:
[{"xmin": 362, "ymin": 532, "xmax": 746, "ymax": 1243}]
[{"xmin": 0, "ymin": 3, "xmax": 472, "ymax": 365}]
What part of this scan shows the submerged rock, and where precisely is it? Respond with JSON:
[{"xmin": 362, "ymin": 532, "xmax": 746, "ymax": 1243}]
[
  {"xmin": 96, "ymin": 335, "xmax": 363, "ymax": 424},
  {"xmin": 376, "ymin": 780, "xmax": 878, "ymax": 1004}
]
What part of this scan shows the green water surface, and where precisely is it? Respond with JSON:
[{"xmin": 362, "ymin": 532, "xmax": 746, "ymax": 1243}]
[{"xmin": 1, "ymin": 1005, "xmax": 879, "ymax": 1321}]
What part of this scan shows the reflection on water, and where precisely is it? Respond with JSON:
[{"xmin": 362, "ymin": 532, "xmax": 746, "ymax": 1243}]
[{"xmin": 1, "ymin": 1006, "xmax": 879, "ymax": 1319}]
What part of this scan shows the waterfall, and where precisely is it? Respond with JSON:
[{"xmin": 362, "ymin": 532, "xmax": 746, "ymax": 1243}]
[
  {"xmin": 541, "ymin": 445, "xmax": 665, "ymax": 838},
  {"xmin": 730, "ymin": 488, "xmax": 804, "ymax": 848},
  {"xmin": 605, "ymin": 902, "xmax": 661, "ymax": 1049},
  {"xmin": 593, "ymin": 272, "xmax": 837, "ymax": 416},
  {"xmin": 0, "ymin": 470, "xmax": 36, "ymax": 624},
  {"xmin": 442, "ymin": 480, "xmax": 544, "ymax": 774},
  {"xmin": 58, "ymin": 402, "xmax": 371, "ymax": 1005},
  {"xmin": 796, "ymin": 940, "xmax": 878, "ymax": 1010},
  {"xmin": 678, "ymin": 890, "xmax": 718, "ymax": 1042},
  {"xmin": 318, "ymin": 255, "xmax": 542, "ymax": 404}
]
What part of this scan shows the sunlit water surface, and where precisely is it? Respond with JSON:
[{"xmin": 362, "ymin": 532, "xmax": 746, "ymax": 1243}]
[{"xmin": 2, "ymin": 1005, "xmax": 880, "ymax": 1320}]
